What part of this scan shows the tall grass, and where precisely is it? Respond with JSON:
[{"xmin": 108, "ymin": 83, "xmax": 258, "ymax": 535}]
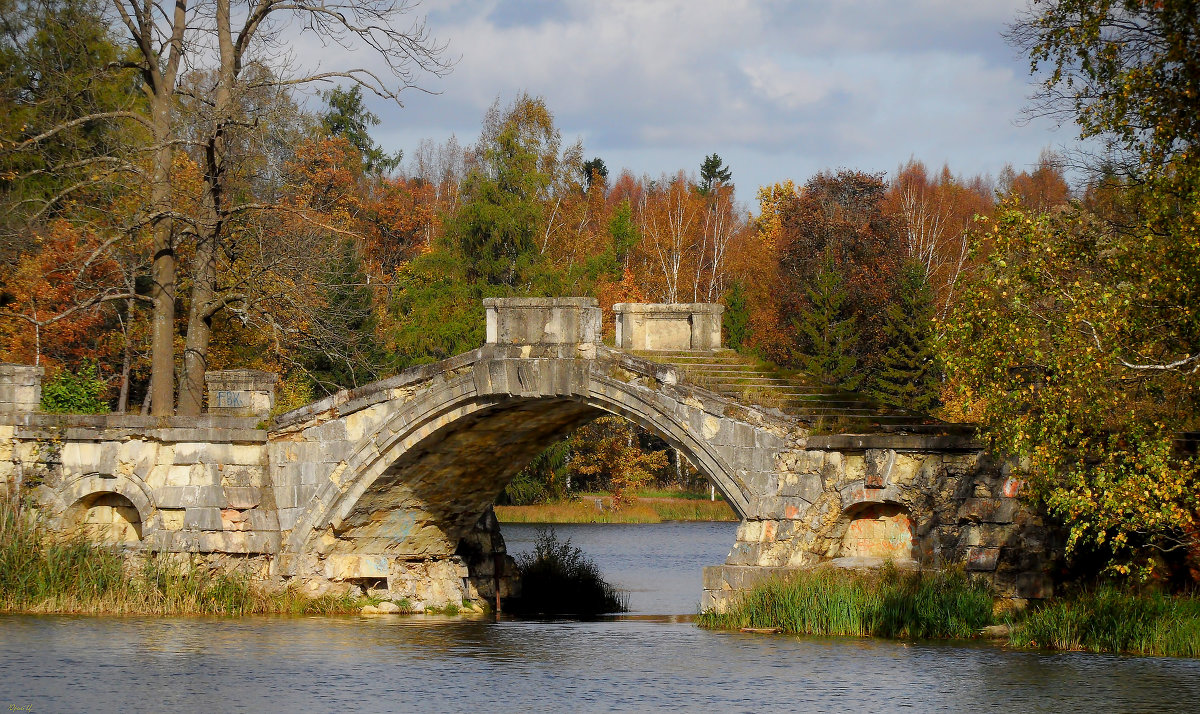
[
  {"xmin": 504, "ymin": 528, "xmax": 628, "ymax": 616},
  {"xmin": 697, "ymin": 566, "xmax": 994, "ymax": 640},
  {"xmin": 495, "ymin": 497, "xmax": 736, "ymax": 524},
  {"xmin": 1, "ymin": 500, "xmax": 358, "ymax": 615},
  {"xmin": 1008, "ymin": 588, "xmax": 1200, "ymax": 657}
]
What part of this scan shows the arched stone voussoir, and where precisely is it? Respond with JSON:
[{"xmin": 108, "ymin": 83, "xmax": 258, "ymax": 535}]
[{"xmin": 838, "ymin": 480, "xmax": 908, "ymax": 510}]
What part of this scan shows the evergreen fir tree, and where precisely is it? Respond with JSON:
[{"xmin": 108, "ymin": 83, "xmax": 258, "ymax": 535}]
[
  {"xmin": 872, "ymin": 261, "xmax": 941, "ymax": 413},
  {"xmin": 723, "ymin": 281, "xmax": 750, "ymax": 352},
  {"xmin": 794, "ymin": 252, "xmax": 861, "ymax": 389}
]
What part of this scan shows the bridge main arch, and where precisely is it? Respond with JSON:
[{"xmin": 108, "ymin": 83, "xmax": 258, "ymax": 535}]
[{"xmin": 273, "ymin": 347, "xmax": 787, "ymax": 590}]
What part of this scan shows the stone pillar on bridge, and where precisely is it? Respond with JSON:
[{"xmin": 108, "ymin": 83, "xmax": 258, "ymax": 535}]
[
  {"xmin": 613, "ymin": 303, "xmax": 724, "ymax": 351},
  {"xmin": 0, "ymin": 364, "xmax": 43, "ymax": 413},
  {"xmin": 483, "ymin": 297, "xmax": 601, "ymax": 346},
  {"xmin": 205, "ymin": 369, "xmax": 278, "ymax": 417}
]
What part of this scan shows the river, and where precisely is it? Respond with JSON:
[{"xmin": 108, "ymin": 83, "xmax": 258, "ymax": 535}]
[{"xmin": 2, "ymin": 521, "xmax": 1198, "ymax": 712}]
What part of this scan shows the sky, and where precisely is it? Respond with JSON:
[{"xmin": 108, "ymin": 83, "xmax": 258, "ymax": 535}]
[{"xmin": 291, "ymin": 0, "xmax": 1077, "ymax": 203}]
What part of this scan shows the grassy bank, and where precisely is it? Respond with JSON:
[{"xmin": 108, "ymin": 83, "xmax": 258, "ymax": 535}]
[
  {"xmin": 1, "ymin": 501, "xmax": 358, "ymax": 616},
  {"xmin": 698, "ymin": 565, "xmax": 1200, "ymax": 658},
  {"xmin": 697, "ymin": 566, "xmax": 994, "ymax": 639},
  {"xmin": 495, "ymin": 496, "xmax": 737, "ymax": 524},
  {"xmin": 1008, "ymin": 588, "xmax": 1200, "ymax": 658}
]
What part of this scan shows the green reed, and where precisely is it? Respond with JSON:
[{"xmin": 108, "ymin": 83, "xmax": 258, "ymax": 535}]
[
  {"xmin": 1008, "ymin": 587, "xmax": 1200, "ymax": 658},
  {"xmin": 697, "ymin": 565, "xmax": 994, "ymax": 640}
]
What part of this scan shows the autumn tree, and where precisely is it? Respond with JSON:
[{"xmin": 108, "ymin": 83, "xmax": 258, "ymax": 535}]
[
  {"xmin": 3, "ymin": 0, "xmax": 448, "ymax": 415},
  {"xmin": 942, "ymin": 0, "xmax": 1200, "ymax": 579},
  {"xmin": 635, "ymin": 171, "xmax": 701, "ymax": 303},
  {"xmin": 885, "ymin": 160, "xmax": 993, "ymax": 320},
  {"xmin": 997, "ymin": 150, "xmax": 1072, "ymax": 213},
  {"xmin": 568, "ymin": 416, "xmax": 668, "ymax": 510},
  {"xmin": 777, "ymin": 170, "xmax": 905, "ymax": 377}
]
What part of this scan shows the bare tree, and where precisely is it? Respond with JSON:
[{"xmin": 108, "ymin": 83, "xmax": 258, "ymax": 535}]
[{"xmin": 103, "ymin": 0, "xmax": 450, "ymax": 415}]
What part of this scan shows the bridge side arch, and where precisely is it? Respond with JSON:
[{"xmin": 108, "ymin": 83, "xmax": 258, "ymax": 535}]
[
  {"xmin": 281, "ymin": 358, "xmax": 758, "ymax": 560},
  {"xmin": 47, "ymin": 472, "xmax": 161, "ymax": 541}
]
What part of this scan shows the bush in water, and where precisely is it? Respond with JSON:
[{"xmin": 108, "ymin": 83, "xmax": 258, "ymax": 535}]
[{"xmin": 505, "ymin": 527, "xmax": 628, "ymax": 616}]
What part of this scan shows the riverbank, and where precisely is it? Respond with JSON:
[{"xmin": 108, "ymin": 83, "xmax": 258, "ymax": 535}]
[
  {"xmin": 696, "ymin": 565, "xmax": 1200, "ymax": 658},
  {"xmin": 495, "ymin": 496, "xmax": 736, "ymax": 524},
  {"xmin": 0, "ymin": 500, "xmax": 360, "ymax": 616}
]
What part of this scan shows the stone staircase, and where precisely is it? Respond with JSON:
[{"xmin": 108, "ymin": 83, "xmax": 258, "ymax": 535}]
[{"xmin": 635, "ymin": 349, "xmax": 954, "ymax": 433}]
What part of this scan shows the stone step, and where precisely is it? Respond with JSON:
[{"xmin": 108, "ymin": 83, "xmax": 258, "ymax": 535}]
[{"xmin": 688, "ymin": 374, "xmax": 796, "ymax": 381}]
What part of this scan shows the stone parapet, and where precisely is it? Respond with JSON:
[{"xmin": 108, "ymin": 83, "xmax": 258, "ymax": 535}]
[
  {"xmin": 483, "ymin": 297, "xmax": 601, "ymax": 346},
  {"xmin": 0, "ymin": 363, "xmax": 43, "ymax": 413},
  {"xmin": 613, "ymin": 302, "xmax": 724, "ymax": 351},
  {"xmin": 205, "ymin": 369, "xmax": 277, "ymax": 417}
]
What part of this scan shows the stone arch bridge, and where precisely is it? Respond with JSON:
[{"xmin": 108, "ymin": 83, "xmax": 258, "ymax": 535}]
[{"xmin": 0, "ymin": 299, "xmax": 1054, "ymax": 610}]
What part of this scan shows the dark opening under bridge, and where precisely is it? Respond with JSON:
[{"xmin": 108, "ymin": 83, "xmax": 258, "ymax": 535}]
[{"xmin": 0, "ymin": 299, "xmax": 1055, "ymax": 610}]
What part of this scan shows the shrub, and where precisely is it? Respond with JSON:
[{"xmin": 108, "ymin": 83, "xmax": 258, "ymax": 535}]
[
  {"xmin": 40, "ymin": 362, "xmax": 110, "ymax": 414},
  {"xmin": 505, "ymin": 527, "xmax": 628, "ymax": 616}
]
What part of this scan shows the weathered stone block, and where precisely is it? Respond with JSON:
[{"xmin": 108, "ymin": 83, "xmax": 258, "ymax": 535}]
[
  {"xmin": 777, "ymin": 473, "xmax": 821, "ymax": 503},
  {"xmin": 276, "ymin": 507, "xmax": 301, "ymax": 531},
  {"xmin": 864, "ymin": 449, "xmax": 896, "ymax": 489},
  {"xmin": 159, "ymin": 509, "xmax": 185, "ymax": 531},
  {"xmin": 326, "ymin": 554, "xmax": 390, "ymax": 580},
  {"xmin": 246, "ymin": 509, "xmax": 279, "ymax": 531},
  {"xmin": 223, "ymin": 486, "xmax": 260, "ymax": 509},
  {"xmin": 820, "ymin": 451, "xmax": 843, "ymax": 481},
  {"xmin": 484, "ymin": 297, "xmax": 601, "ymax": 346},
  {"xmin": 0, "ymin": 364, "xmax": 43, "ymax": 412},
  {"xmin": 219, "ymin": 464, "xmax": 264, "ymax": 488},
  {"xmin": 154, "ymin": 485, "xmax": 226, "ymax": 509},
  {"xmin": 273, "ymin": 485, "xmax": 300, "ymax": 509},
  {"xmin": 964, "ymin": 546, "xmax": 1001, "ymax": 571},
  {"xmin": 60, "ymin": 442, "xmax": 102, "ymax": 476},
  {"xmin": 957, "ymin": 498, "xmax": 1017, "ymax": 524},
  {"xmin": 1001, "ymin": 477, "xmax": 1025, "ymax": 498},
  {"xmin": 183, "ymin": 507, "xmax": 222, "ymax": 531},
  {"xmin": 206, "ymin": 369, "xmax": 277, "ymax": 417},
  {"xmin": 612, "ymin": 303, "xmax": 723, "ymax": 351}
]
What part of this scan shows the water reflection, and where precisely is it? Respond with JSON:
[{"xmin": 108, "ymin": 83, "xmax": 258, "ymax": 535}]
[
  {"xmin": 2, "ymin": 522, "xmax": 1199, "ymax": 713},
  {"xmin": 6, "ymin": 615, "xmax": 1198, "ymax": 712}
]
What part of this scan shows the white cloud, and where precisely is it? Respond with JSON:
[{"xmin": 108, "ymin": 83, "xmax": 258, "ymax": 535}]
[{"xmin": 276, "ymin": 0, "xmax": 1075, "ymax": 197}]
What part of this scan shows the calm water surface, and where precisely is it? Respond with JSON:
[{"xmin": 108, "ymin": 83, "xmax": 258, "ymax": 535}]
[{"xmin": 2, "ymin": 521, "xmax": 1198, "ymax": 713}]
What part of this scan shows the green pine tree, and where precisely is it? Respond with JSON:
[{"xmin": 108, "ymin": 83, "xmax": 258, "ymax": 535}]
[
  {"xmin": 320, "ymin": 85, "xmax": 402, "ymax": 175},
  {"xmin": 723, "ymin": 281, "xmax": 750, "ymax": 352},
  {"xmin": 871, "ymin": 261, "xmax": 941, "ymax": 413},
  {"xmin": 794, "ymin": 253, "xmax": 861, "ymax": 389}
]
